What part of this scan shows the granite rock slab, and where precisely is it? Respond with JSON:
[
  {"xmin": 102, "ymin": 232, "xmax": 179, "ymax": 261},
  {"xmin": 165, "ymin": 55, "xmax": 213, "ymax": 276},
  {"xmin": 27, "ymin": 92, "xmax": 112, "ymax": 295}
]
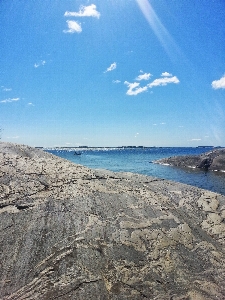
[{"xmin": 0, "ymin": 142, "xmax": 225, "ymax": 299}]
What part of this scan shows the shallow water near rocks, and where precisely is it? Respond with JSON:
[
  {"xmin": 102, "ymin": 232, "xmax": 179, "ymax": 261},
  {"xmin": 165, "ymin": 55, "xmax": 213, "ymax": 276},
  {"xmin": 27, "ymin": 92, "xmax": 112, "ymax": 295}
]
[{"xmin": 46, "ymin": 147, "xmax": 225, "ymax": 195}]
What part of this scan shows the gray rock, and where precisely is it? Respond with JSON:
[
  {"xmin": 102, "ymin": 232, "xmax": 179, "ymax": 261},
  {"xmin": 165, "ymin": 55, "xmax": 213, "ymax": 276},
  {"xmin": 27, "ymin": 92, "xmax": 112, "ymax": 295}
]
[
  {"xmin": 0, "ymin": 142, "xmax": 225, "ymax": 299},
  {"xmin": 155, "ymin": 148, "xmax": 225, "ymax": 172}
]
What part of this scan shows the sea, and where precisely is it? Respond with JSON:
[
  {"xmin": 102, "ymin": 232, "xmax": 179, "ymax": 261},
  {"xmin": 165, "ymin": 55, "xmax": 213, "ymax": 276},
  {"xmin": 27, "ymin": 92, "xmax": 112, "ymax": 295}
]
[{"xmin": 46, "ymin": 147, "xmax": 225, "ymax": 196}]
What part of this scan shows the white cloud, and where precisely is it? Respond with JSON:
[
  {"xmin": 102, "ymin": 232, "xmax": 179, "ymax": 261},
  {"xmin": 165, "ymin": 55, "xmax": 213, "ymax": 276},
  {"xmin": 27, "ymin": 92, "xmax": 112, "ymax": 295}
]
[
  {"xmin": 190, "ymin": 138, "xmax": 201, "ymax": 141},
  {"xmin": 2, "ymin": 87, "xmax": 12, "ymax": 91},
  {"xmin": 64, "ymin": 4, "xmax": 100, "ymax": 18},
  {"xmin": 124, "ymin": 81, "xmax": 139, "ymax": 89},
  {"xmin": 63, "ymin": 20, "xmax": 82, "ymax": 34},
  {"xmin": 148, "ymin": 76, "xmax": 179, "ymax": 88},
  {"xmin": 113, "ymin": 80, "xmax": 121, "ymax": 83},
  {"xmin": 28, "ymin": 102, "xmax": 34, "ymax": 106},
  {"xmin": 7, "ymin": 136, "xmax": 19, "ymax": 139},
  {"xmin": 124, "ymin": 72, "xmax": 179, "ymax": 96},
  {"xmin": 34, "ymin": 60, "xmax": 46, "ymax": 68},
  {"xmin": 124, "ymin": 81, "xmax": 148, "ymax": 96},
  {"xmin": 161, "ymin": 72, "xmax": 172, "ymax": 77},
  {"xmin": 0, "ymin": 97, "xmax": 20, "ymax": 103},
  {"xmin": 136, "ymin": 72, "xmax": 152, "ymax": 81},
  {"xmin": 212, "ymin": 75, "xmax": 225, "ymax": 89},
  {"xmin": 160, "ymin": 122, "xmax": 166, "ymax": 125},
  {"xmin": 105, "ymin": 62, "xmax": 117, "ymax": 72}
]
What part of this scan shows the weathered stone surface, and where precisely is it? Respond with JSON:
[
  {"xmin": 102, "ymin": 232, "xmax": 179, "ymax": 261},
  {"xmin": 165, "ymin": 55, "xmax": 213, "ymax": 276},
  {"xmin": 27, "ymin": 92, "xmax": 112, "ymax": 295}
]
[
  {"xmin": 155, "ymin": 148, "xmax": 225, "ymax": 172},
  {"xmin": 0, "ymin": 142, "xmax": 225, "ymax": 299}
]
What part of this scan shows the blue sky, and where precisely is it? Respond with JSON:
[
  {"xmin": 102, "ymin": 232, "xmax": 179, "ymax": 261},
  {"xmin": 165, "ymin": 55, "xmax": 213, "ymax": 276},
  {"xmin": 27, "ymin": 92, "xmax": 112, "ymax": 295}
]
[{"xmin": 1, "ymin": 0, "xmax": 225, "ymax": 147}]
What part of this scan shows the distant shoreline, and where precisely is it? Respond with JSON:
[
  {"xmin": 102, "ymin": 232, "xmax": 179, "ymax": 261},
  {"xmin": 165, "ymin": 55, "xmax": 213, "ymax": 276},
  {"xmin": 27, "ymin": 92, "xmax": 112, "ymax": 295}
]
[{"xmin": 36, "ymin": 145, "xmax": 222, "ymax": 151}]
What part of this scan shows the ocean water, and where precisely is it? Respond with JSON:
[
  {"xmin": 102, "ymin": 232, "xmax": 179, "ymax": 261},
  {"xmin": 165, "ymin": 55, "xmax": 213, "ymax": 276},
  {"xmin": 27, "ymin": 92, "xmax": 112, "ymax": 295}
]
[{"xmin": 46, "ymin": 147, "xmax": 225, "ymax": 195}]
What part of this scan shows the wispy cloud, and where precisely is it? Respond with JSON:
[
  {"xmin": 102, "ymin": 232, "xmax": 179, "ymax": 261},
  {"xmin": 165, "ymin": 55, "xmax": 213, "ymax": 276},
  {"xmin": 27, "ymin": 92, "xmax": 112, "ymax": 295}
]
[
  {"xmin": 63, "ymin": 20, "xmax": 82, "ymax": 33},
  {"xmin": 0, "ymin": 97, "xmax": 20, "ymax": 103},
  {"xmin": 7, "ymin": 136, "xmax": 19, "ymax": 139},
  {"xmin": 148, "ymin": 76, "xmax": 179, "ymax": 88},
  {"xmin": 124, "ymin": 81, "xmax": 148, "ymax": 96},
  {"xmin": 124, "ymin": 72, "xmax": 179, "ymax": 96},
  {"xmin": 34, "ymin": 60, "xmax": 46, "ymax": 68},
  {"xmin": 28, "ymin": 102, "xmax": 34, "ymax": 106},
  {"xmin": 64, "ymin": 4, "xmax": 100, "ymax": 18},
  {"xmin": 161, "ymin": 72, "xmax": 172, "ymax": 77},
  {"xmin": 105, "ymin": 62, "xmax": 117, "ymax": 73},
  {"xmin": 190, "ymin": 138, "xmax": 201, "ymax": 141},
  {"xmin": 212, "ymin": 75, "xmax": 225, "ymax": 89},
  {"xmin": 152, "ymin": 122, "xmax": 166, "ymax": 125},
  {"xmin": 1, "ymin": 86, "xmax": 12, "ymax": 91},
  {"xmin": 136, "ymin": 72, "xmax": 152, "ymax": 81},
  {"xmin": 113, "ymin": 80, "xmax": 121, "ymax": 83}
]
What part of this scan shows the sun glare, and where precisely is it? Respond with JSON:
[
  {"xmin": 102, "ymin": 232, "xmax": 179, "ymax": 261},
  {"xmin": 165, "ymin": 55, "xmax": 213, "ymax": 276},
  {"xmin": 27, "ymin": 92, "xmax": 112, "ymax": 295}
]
[{"xmin": 136, "ymin": 0, "xmax": 181, "ymax": 60}]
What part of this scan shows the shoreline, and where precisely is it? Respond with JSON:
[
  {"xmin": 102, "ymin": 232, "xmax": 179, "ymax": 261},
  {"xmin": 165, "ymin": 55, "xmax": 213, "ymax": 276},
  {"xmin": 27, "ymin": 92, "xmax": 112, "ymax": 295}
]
[
  {"xmin": 155, "ymin": 160, "xmax": 225, "ymax": 173},
  {"xmin": 39, "ymin": 145, "xmax": 222, "ymax": 151},
  {"xmin": 154, "ymin": 147, "xmax": 225, "ymax": 173},
  {"xmin": 1, "ymin": 142, "xmax": 225, "ymax": 299}
]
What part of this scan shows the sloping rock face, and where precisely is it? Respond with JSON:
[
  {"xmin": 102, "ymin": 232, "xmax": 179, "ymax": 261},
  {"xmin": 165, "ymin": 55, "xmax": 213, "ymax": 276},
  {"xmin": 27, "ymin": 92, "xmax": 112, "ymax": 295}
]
[
  {"xmin": 155, "ymin": 148, "xmax": 225, "ymax": 172},
  {"xmin": 0, "ymin": 142, "xmax": 225, "ymax": 300}
]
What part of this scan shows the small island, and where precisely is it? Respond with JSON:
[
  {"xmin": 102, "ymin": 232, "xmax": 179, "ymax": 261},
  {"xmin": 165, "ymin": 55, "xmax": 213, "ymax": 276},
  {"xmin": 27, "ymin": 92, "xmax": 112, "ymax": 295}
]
[{"xmin": 155, "ymin": 148, "xmax": 225, "ymax": 172}]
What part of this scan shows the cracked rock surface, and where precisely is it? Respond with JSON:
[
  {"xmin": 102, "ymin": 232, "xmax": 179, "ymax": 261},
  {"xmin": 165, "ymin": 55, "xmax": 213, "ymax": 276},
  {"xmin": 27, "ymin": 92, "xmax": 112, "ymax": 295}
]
[
  {"xmin": 155, "ymin": 148, "xmax": 225, "ymax": 172},
  {"xmin": 0, "ymin": 142, "xmax": 225, "ymax": 300}
]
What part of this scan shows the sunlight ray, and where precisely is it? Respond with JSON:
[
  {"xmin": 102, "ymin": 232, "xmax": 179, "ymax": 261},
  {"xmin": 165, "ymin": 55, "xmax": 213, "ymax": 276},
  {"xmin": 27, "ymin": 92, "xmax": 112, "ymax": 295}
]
[{"xmin": 136, "ymin": 0, "xmax": 181, "ymax": 60}]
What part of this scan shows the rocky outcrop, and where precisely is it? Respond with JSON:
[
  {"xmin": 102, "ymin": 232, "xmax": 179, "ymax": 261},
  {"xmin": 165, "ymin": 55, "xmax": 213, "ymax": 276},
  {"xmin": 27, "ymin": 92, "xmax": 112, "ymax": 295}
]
[
  {"xmin": 0, "ymin": 142, "xmax": 225, "ymax": 299},
  {"xmin": 155, "ymin": 148, "xmax": 225, "ymax": 172}
]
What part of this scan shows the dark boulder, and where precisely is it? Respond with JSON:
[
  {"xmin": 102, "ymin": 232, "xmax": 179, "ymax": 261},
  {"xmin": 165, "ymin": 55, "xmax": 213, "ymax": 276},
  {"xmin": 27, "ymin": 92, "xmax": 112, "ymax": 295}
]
[{"xmin": 155, "ymin": 148, "xmax": 225, "ymax": 172}]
